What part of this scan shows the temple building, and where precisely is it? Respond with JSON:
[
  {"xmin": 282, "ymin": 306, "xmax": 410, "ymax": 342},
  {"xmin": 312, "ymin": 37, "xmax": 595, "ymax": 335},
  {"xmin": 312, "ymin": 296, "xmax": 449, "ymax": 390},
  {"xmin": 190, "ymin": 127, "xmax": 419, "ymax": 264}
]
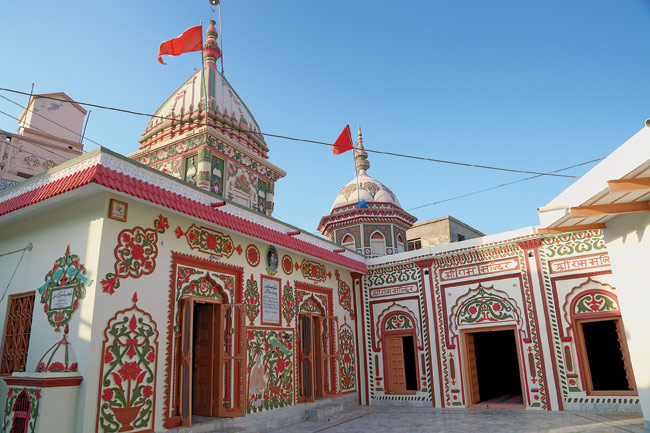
[{"xmin": 1, "ymin": 19, "xmax": 650, "ymax": 433}]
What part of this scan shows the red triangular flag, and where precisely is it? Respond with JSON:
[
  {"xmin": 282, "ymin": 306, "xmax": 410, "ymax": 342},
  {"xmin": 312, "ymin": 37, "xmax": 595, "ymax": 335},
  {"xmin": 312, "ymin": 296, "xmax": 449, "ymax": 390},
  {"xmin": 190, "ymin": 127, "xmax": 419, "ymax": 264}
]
[
  {"xmin": 158, "ymin": 25, "xmax": 203, "ymax": 65},
  {"xmin": 333, "ymin": 124, "xmax": 353, "ymax": 154}
]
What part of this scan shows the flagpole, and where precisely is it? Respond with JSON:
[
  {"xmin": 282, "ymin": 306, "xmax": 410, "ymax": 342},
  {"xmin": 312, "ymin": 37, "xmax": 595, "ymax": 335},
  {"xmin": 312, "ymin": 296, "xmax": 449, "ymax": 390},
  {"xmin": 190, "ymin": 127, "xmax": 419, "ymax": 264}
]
[
  {"xmin": 355, "ymin": 125, "xmax": 360, "ymax": 206},
  {"xmin": 219, "ymin": 2, "xmax": 224, "ymax": 74},
  {"xmin": 200, "ymin": 21, "xmax": 208, "ymax": 114}
]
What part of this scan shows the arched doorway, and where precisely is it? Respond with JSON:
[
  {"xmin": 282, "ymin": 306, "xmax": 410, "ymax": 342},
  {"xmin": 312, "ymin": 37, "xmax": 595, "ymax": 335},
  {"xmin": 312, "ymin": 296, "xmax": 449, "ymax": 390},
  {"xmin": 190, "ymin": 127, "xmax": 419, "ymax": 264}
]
[
  {"xmin": 176, "ymin": 274, "xmax": 246, "ymax": 426},
  {"xmin": 298, "ymin": 296, "xmax": 340, "ymax": 402}
]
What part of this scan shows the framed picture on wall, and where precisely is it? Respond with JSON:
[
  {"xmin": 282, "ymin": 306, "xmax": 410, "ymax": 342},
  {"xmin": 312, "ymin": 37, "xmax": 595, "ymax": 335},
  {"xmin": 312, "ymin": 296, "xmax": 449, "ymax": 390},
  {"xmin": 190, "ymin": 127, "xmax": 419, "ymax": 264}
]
[{"xmin": 109, "ymin": 199, "xmax": 128, "ymax": 222}]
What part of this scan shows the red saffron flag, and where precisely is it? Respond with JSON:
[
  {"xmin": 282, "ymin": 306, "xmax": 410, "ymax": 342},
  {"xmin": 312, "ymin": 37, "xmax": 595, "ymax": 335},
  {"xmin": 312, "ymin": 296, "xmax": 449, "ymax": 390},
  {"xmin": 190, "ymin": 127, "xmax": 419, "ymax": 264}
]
[
  {"xmin": 158, "ymin": 25, "xmax": 203, "ymax": 65},
  {"xmin": 333, "ymin": 124, "xmax": 353, "ymax": 154}
]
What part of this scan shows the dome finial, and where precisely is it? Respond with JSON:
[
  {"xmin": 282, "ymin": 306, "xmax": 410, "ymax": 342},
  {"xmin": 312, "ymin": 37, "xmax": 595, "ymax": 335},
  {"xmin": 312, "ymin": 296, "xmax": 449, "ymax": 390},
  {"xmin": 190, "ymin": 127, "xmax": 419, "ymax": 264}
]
[
  {"xmin": 355, "ymin": 125, "xmax": 370, "ymax": 173},
  {"xmin": 203, "ymin": 20, "xmax": 222, "ymax": 70}
]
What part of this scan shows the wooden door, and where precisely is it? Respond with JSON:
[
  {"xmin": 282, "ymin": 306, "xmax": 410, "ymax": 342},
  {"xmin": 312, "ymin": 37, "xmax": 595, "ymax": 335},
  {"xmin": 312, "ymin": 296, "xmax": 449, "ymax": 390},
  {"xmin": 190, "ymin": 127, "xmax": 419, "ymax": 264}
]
[
  {"xmin": 192, "ymin": 303, "xmax": 215, "ymax": 416},
  {"xmin": 320, "ymin": 316, "xmax": 341, "ymax": 397},
  {"xmin": 464, "ymin": 333, "xmax": 480, "ymax": 404},
  {"xmin": 385, "ymin": 335, "xmax": 407, "ymax": 393},
  {"xmin": 179, "ymin": 298, "xmax": 194, "ymax": 426},
  {"xmin": 215, "ymin": 304, "xmax": 246, "ymax": 417},
  {"xmin": 299, "ymin": 314, "xmax": 314, "ymax": 402}
]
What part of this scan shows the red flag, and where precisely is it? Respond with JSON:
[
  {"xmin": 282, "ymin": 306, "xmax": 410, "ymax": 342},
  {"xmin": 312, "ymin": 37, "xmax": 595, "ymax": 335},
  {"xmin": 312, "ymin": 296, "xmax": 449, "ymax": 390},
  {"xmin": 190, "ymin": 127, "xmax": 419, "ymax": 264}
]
[
  {"xmin": 158, "ymin": 25, "xmax": 203, "ymax": 65},
  {"xmin": 333, "ymin": 124, "xmax": 353, "ymax": 154}
]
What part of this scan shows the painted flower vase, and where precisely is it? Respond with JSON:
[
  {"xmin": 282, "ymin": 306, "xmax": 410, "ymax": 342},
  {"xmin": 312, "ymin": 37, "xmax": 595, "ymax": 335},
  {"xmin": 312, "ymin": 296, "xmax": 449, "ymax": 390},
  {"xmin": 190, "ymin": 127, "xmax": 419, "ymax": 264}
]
[{"xmin": 110, "ymin": 403, "xmax": 144, "ymax": 432}]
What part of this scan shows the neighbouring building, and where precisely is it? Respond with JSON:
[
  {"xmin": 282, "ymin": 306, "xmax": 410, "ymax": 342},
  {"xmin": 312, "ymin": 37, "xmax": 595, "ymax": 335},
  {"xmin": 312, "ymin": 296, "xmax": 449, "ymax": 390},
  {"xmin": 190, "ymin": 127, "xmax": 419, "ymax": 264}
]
[
  {"xmin": 0, "ymin": 92, "xmax": 87, "ymax": 190},
  {"xmin": 405, "ymin": 215, "xmax": 484, "ymax": 251},
  {"xmin": 1, "ymin": 20, "xmax": 649, "ymax": 433}
]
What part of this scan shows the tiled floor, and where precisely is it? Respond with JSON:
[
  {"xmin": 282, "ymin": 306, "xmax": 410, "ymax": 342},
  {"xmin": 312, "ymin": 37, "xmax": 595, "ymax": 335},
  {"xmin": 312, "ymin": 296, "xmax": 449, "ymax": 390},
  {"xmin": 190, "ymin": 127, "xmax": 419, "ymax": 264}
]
[{"xmin": 267, "ymin": 406, "xmax": 646, "ymax": 433}]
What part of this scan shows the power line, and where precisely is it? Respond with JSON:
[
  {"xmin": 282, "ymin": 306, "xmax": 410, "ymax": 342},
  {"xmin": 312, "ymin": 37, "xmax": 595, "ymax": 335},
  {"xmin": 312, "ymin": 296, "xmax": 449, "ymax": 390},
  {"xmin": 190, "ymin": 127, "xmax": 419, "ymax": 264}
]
[
  {"xmin": 0, "ymin": 94, "xmax": 97, "ymax": 148},
  {"xmin": 0, "ymin": 110, "xmax": 81, "ymax": 162},
  {"xmin": 408, "ymin": 158, "xmax": 603, "ymax": 211},
  {"xmin": 0, "ymin": 87, "xmax": 578, "ymax": 179}
]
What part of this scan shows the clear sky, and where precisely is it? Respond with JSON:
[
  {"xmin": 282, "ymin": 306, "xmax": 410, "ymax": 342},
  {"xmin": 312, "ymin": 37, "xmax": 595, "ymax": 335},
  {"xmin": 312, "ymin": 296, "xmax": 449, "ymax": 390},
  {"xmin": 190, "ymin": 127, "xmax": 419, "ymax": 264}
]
[{"xmin": 2, "ymin": 1, "xmax": 650, "ymax": 237}]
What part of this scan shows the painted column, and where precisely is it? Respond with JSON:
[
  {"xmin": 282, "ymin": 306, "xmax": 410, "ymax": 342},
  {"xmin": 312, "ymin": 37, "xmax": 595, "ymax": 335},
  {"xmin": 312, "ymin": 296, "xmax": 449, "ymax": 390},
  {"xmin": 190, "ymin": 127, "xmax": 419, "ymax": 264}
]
[
  {"xmin": 351, "ymin": 272, "xmax": 369, "ymax": 406},
  {"xmin": 414, "ymin": 259, "xmax": 439, "ymax": 408},
  {"xmin": 517, "ymin": 239, "xmax": 562, "ymax": 411},
  {"xmin": 196, "ymin": 146, "xmax": 212, "ymax": 191}
]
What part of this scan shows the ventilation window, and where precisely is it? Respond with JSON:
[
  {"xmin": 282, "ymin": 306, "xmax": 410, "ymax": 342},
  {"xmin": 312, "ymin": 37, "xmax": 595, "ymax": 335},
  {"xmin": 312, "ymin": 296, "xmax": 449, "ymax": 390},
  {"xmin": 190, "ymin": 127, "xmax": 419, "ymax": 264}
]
[
  {"xmin": 370, "ymin": 232, "xmax": 385, "ymax": 256},
  {"xmin": 341, "ymin": 234, "xmax": 355, "ymax": 250}
]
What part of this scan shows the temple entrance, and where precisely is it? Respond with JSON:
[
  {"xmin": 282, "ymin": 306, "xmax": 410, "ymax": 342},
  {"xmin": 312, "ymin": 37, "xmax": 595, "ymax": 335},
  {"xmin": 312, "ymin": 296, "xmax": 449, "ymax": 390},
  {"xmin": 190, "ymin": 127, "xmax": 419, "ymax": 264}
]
[
  {"xmin": 298, "ymin": 312, "xmax": 341, "ymax": 402},
  {"xmin": 384, "ymin": 334, "xmax": 418, "ymax": 394},
  {"xmin": 463, "ymin": 327, "xmax": 524, "ymax": 406},
  {"xmin": 192, "ymin": 303, "xmax": 217, "ymax": 416},
  {"xmin": 176, "ymin": 297, "xmax": 246, "ymax": 427},
  {"xmin": 576, "ymin": 317, "xmax": 636, "ymax": 394}
]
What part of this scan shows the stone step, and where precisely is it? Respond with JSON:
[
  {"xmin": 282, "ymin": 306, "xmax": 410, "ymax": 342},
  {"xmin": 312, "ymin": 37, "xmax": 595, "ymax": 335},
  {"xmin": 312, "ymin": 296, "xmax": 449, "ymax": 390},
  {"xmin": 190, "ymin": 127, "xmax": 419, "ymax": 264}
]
[{"xmin": 304, "ymin": 401, "xmax": 348, "ymax": 421}]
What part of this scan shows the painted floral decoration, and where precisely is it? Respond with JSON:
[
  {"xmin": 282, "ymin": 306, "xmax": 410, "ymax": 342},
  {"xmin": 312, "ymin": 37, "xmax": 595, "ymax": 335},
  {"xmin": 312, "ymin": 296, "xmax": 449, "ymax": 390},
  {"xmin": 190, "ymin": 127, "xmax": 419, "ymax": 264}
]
[
  {"xmin": 281, "ymin": 283, "xmax": 295, "ymax": 326},
  {"xmin": 299, "ymin": 259, "xmax": 327, "ymax": 282},
  {"xmin": 245, "ymin": 275, "xmax": 260, "ymax": 324},
  {"xmin": 98, "ymin": 293, "xmax": 158, "ymax": 433},
  {"xmin": 38, "ymin": 245, "xmax": 92, "ymax": 332},
  {"xmin": 101, "ymin": 215, "xmax": 168, "ymax": 295},
  {"xmin": 281, "ymin": 255, "xmax": 293, "ymax": 275},
  {"xmin": 339, "ymin": 324, "xmax": 356, "ymax": 391},
  {"xmin": 246, "ymin": 244, "xmax": 261, "ymax": 267},
  {"xmin": 176, "ymin": 224, "xmax": 239, "ymax": 258}
]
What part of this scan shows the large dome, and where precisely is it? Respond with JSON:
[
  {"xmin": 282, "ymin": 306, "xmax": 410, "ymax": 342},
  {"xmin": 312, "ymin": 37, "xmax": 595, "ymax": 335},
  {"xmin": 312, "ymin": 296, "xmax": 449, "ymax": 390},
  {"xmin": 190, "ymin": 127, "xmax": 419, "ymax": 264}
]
[{"xmin": 139, "ymin": 20, "xmax": 268, "ymax": 157}]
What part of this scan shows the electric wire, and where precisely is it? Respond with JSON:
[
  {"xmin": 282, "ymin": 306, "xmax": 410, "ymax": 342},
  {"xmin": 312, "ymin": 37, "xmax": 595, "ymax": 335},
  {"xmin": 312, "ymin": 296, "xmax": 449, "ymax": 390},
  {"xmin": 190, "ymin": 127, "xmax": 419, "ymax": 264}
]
[
  {"xmin": 0, "ymin": 110, "xmax": 81, "ymax": 163},
  {"xmin": 0, "ymin": 94, "xmax": 97, "ymax": 148},
  {"xmin": 0, "ymin": 88, "xmax": 578, "ymax": 179},
  {"xmin": 408, "ymin": 158, "xmax": 603, "ymax": 211},
  {"xmin": 0, "ymin": 244, "xmax": 30, "ymax": 304}
]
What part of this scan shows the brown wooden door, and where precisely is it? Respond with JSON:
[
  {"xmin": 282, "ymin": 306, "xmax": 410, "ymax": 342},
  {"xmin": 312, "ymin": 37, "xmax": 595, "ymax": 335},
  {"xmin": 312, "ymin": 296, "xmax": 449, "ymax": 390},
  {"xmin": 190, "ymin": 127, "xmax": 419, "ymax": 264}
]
[
  {"xmin": 215, "ymin": 304, "xmax": 246, "ymax": 417},
  {"xmin": 299, "ymin": 314, "xmax": 314, "ymax": 402},
  {"xmin": 320, "ymin": 316, "xmax": 341, "ymax": 397},
  {"xmin": 179, "ymin": 298, "xmax": 194, "ymax": 426},
  {"xmin": 192, "ymin": 303, "xmax": 215, "ymax": 416},
  {"xmin": 385, "ymin": 335, "xmax": 407, "ymax": 393},
  {"xmin": 465, "ymin": 333, "xmax": 480, "ymax": 404}
]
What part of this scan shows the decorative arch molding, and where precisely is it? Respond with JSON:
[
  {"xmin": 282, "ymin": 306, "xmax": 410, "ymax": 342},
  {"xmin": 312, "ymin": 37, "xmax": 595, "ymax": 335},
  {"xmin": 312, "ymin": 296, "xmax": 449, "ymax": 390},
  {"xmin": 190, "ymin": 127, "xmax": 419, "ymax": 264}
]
[
  {"xmin": 448, "ymin": 284, "xmax": 523, "ymax": 342},
  {"xmin": 374, "ymin": 303, "xmax": 422, "ymax": 350},
  {"xmin": 563, "ymin": 278, "xmax": 619, "ymax": 335},
  {"xmin": 298, "ymin": 294, "xmax": 326, "ymax": 315}
]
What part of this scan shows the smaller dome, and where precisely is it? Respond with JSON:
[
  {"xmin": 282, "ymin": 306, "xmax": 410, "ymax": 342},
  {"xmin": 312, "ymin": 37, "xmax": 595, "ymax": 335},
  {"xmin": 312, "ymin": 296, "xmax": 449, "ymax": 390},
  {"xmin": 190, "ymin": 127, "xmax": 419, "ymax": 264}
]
[
  {"xmin": 331, "ymin": 172, "xmax": 401, "ymax": 211},
  {"xmin": 330, "ymin": 126, "xmax": 401, "ymax": 211}
]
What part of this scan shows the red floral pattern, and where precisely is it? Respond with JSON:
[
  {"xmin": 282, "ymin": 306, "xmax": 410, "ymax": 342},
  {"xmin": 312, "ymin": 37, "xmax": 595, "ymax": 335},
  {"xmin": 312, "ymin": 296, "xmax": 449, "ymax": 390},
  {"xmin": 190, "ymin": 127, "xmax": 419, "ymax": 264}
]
[
  {"xmin": 97, "ymin": 292, "xmax": 158, "ymax": 433},
  {"xmin": 177, "ymin": 224, "xmax": 238, "ymax": 258},
  {"xmin": 246, "ymin": 244, "xmax": 261, "ymax": 267},
  {"xmin": 101, "ymin": 215, "xmax": 168, "ymax": 295}
]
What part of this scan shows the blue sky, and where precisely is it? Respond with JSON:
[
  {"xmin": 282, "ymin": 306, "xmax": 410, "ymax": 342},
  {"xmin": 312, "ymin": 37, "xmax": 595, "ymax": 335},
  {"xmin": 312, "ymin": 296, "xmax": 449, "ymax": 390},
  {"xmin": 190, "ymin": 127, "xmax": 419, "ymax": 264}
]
[{"xmin": 2, "ymin": 1, "xmax": 650, "ymax": 236}]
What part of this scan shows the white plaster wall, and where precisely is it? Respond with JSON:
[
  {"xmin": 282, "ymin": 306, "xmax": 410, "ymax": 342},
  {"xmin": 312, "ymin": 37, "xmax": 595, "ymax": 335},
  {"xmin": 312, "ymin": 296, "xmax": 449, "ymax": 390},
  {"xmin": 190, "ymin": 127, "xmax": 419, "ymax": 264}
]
[
  {"xmin": 0, "ymin": 192, "xmax": 106, "ymax": 432},
  {"xmin": 604, "ymin": 211, "xmax": 650, "ymax": 427},
  {"xmin": 79, "ymin": 194, "xmax": 359, "ymax": 432}
]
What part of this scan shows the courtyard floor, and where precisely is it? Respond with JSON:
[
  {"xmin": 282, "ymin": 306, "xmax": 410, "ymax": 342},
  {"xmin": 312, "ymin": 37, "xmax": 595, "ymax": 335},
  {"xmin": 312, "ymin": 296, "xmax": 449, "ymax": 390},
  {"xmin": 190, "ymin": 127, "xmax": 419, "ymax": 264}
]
[{"xmin": 267, "ymin": 406, "xmax": 646, "ymax": 433}]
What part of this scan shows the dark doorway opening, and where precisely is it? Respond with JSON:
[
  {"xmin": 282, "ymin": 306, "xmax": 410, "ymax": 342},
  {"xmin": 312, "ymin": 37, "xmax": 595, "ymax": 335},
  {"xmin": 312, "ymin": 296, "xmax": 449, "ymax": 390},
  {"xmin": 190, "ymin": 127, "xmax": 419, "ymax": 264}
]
[
  {"xmin": 581, "ymin": 319, "xmax": 633, "ymax": 392},
  {"xmin": 402, "ymin": 336, "xmax": 418, "ymax": 391},
  {"xmin": 467, "ymin": 328, "xmax": 523, "ymax": 405}
]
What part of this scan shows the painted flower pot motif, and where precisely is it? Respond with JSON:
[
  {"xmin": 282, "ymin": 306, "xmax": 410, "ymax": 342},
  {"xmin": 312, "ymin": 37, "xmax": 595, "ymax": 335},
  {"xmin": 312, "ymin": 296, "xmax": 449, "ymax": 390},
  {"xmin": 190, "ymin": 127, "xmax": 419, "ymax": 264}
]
[
  {"xmin": 110, "ymin": 403, "xmax": 144, "ymax": 432},
  {"xmin": 343, "ymin": 376, "xmax": 353, "ymax": 388}
]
